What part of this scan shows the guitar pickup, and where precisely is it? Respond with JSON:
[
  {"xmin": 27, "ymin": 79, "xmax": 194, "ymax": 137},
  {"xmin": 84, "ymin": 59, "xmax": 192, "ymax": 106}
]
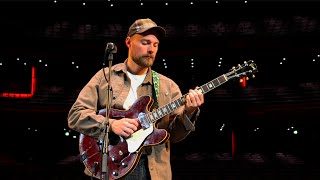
[{"xmin": 138, "ymin": 112, "xmax": 150, "ymax": 129}]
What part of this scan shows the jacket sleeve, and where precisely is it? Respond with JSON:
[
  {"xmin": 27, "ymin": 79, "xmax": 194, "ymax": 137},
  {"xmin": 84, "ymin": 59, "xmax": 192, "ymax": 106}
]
[
  {"xmin": 166, "ymin": 80, "xmax": 201, "ymax": 143},
  {"xmin": 67, "ymin": 69, "xmax": 107, "ymax": 138}
]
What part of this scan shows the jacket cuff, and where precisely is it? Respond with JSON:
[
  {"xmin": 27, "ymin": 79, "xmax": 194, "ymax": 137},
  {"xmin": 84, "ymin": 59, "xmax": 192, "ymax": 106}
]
[{"xmin": 183, "ymin": 107, "xmax": 200, "ymax": 131}]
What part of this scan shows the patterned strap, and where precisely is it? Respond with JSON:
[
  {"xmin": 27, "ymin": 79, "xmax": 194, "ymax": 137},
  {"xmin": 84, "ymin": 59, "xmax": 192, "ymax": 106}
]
[{"xmin": 152, "ymin": 70, "xmax": 160, "ymax": 108}]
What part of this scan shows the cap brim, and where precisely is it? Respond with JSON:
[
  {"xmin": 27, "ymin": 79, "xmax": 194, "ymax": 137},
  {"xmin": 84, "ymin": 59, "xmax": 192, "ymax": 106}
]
[{"xmin": 138, "ymin": 26, "xmax": 166, "ymax": 39}]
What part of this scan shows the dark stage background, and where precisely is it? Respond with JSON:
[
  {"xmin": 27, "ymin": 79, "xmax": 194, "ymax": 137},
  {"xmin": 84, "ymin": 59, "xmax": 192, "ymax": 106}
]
[{"xmin": 0, "ymin": 1, "xmax": 319, "ymax": 179}]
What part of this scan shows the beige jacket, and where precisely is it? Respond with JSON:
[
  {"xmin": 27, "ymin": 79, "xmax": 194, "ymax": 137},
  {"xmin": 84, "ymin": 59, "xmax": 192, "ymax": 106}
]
[{"xmin": 68, "ymin": 60, "xmax": 200, "ymax": 180}]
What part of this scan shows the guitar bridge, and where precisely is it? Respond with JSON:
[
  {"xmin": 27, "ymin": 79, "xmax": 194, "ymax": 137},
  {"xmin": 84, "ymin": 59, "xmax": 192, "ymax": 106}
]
[{"xmin": 138, "ymin": 112, "xmax": 150, "ymax": 129}]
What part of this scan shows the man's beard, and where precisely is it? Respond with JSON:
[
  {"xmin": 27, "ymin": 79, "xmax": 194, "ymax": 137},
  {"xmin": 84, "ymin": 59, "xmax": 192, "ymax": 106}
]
[{"xmin": 132, "ymin": 56, "xmax": 155, "ymax": 68}]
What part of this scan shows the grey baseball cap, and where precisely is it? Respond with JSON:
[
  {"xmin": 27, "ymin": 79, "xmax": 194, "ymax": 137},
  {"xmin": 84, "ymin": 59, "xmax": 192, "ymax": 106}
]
[{"xmin": 127, "ymin": 18, "xmax": 166, "ymax": 38}]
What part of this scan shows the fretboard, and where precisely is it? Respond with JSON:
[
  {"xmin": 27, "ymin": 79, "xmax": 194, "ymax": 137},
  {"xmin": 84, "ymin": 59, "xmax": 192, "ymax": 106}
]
[{"xmin": 141, "ymin": 74, "xmax": 228, "ymax": 124}]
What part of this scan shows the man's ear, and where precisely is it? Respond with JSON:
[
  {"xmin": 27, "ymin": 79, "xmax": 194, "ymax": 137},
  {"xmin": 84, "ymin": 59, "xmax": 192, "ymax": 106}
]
[{"xmin": 125, "ymin": 37, "xmax": 131, "ymax": 48}]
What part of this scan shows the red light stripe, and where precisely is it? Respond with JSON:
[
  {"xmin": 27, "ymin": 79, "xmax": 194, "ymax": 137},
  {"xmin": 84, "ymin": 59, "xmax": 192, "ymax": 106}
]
[{"xmin": 0, "ymin": 67, "xmax": 36, "ymax": 98}]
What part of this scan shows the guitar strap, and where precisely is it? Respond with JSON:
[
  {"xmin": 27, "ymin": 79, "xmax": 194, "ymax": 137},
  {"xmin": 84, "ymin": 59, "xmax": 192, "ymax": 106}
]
[{"xmin": 152, "ymin": 70, "xmax": 160, "ymax": 109}]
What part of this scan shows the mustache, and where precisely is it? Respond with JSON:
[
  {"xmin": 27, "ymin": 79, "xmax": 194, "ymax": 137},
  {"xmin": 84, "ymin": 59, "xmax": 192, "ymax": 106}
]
[{"xmin": 143, "ymin": 54, "xmax": 154, "ymax": 58}]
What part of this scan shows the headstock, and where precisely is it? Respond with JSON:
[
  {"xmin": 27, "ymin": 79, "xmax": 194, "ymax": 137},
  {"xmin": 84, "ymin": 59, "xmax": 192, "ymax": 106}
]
[{"xmin": 225, "ymin": 60, "xmax": 258, "ymax": 81}]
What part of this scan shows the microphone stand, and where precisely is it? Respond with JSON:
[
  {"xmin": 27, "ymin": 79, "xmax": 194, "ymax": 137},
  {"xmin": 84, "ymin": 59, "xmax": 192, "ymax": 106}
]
[{"xmin": 99, "ymin": 43, "xmax": 117, "ymax": 180}]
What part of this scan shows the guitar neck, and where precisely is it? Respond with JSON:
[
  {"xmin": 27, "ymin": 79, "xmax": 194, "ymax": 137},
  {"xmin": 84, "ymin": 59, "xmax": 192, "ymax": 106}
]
[{"xmin": 144, "ymin": 74, "xmax": 228, "ymax": 124}]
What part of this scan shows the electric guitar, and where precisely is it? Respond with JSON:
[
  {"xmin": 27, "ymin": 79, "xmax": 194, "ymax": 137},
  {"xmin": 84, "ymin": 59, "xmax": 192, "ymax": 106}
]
[{"xmin": 78, "ymin": 60, "xmax": 258, "ymax": 179}]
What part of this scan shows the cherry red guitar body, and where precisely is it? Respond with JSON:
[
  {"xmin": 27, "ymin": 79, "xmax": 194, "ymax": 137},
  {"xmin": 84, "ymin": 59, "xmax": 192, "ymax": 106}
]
[{"xmin": 79, "ymin": 96, "xmax": 169, "ymax": 180}]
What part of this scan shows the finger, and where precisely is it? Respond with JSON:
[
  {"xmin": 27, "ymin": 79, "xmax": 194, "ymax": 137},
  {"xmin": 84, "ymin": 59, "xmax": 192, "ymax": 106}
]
[
  {"xmin": 199, "ymin": 93, "xmax": 204, "ymax": 103},
  {"xmin": 123, "ymin": 127, "xmax": 134, "ymax": 137},
  {"xmin": 122, "ymin": 130, "xmax": 130, "ymax": 138},
  {"xmin": 186, "ymin": 94, "xmax": 193, "ymax": 106},
  {"xmin": 188, "ymin": 89, "xmax": 196, "ymax": 100},
  {"xmin": 194, "ymin": 87, "xmax": 203, "ymax": 94},
  {"xmin": 125, "ymin": 126, "xmax": 134, "ymax": 134},
  {"xmin": 192, "ymin": 88, "xmax": 204, "ymax": 104},
  {"xmin": 125, "ymin": 122, "xmax": 138, "ymax": 131},
  {"xmin": 189, "ymin": 90, "xmax": 201, "ymax": 105},
  {"xmin": 128, "ymin": 118, "xmax": 140, "ymax": 127},
  {"xmin": 195, "ymin": 88, "xmax": 204, "ymax": 103}
]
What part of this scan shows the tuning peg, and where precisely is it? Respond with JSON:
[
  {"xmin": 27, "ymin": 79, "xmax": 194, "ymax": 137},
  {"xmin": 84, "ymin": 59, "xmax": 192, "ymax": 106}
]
[
  {"xmin": 232, "ymin": 66, "xmax": 236, "ymax": 69},
  {"xmin": 246, "ymin": 77, "xmax": 249, "ymax": 80},
  {"xmin": 239, "ymin": 79, "xmax": 243, "ymax": 83},
  {"xmin": 252, "ymin": 74, "xmax": 255, "ymax": 78}
]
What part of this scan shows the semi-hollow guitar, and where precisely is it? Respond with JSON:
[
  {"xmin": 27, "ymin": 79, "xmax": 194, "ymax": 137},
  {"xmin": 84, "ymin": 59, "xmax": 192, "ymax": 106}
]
[{"xmin": 79, "ymin": 60, "xmax": 258, "ymax": 179}]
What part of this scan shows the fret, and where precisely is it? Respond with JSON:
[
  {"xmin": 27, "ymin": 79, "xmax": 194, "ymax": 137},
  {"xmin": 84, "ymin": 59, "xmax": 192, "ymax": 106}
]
[
  {"xmin": 149, "ymin": 113, "xmax": 154, "ymax": 122},
  {"xmin": 149, "ymin": 104, "xmax": 172, "ymax": 121},
  {"xmin": 162, "ymin": 106, "xmax": 168, "ymax": 114},
  {"xmin": 175, "ymin": 99, "xmax": 182, "ymax": 107},
  {"xmin": 157, "ymin": 109, "xmax": 164, "ymax": 118},
  {"xmin": 153, "ymin": 111, "xmax": 158, "ymax": 119},
  {"xmin": 157, "ymin": 109, "xmax": 163, "ymax": 117},
  {"xmin": 218, "ymin": 75, "xmax": 227, "ymax": 84},
  {"xmin": 144, "ymin": 115, "xmax": 149, "ymax": 124},
  {"xmin": 208, "ymin": 82, "xmax": 214, "ymax": 89},
  {"xmin": 212, "ymin": 79, "xmax": 220, "ymax": 86},
  {"xmin": 145, "ymin": 114, "xmax": 151, "ymax": 124},
  {"xmin": 170, "ymin": 102, "xmax": 177, "ymax": 110},
  {"xmin": 167, "ymin": 103, "xmax": 174, "ymax": 112},
  {"xmin": 200, "ymin": 84, "xmax": 208, "ymax": 93}
]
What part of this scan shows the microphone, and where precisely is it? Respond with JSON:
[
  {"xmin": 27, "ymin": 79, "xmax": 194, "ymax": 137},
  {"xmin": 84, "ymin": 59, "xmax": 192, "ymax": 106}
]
[{"xmin": 106, "ymin": 42, "xmax": 117, "ymax": 53}]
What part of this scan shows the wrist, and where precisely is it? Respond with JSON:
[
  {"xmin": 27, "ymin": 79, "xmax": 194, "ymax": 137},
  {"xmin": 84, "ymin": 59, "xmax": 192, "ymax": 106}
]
[
  {"xmin": 109, "ymin": 119, "xmax": 115, "ymax": 131},
  {"xmin": 185, "ymin": 108, "xmax": 196, "ymax": 118}
]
